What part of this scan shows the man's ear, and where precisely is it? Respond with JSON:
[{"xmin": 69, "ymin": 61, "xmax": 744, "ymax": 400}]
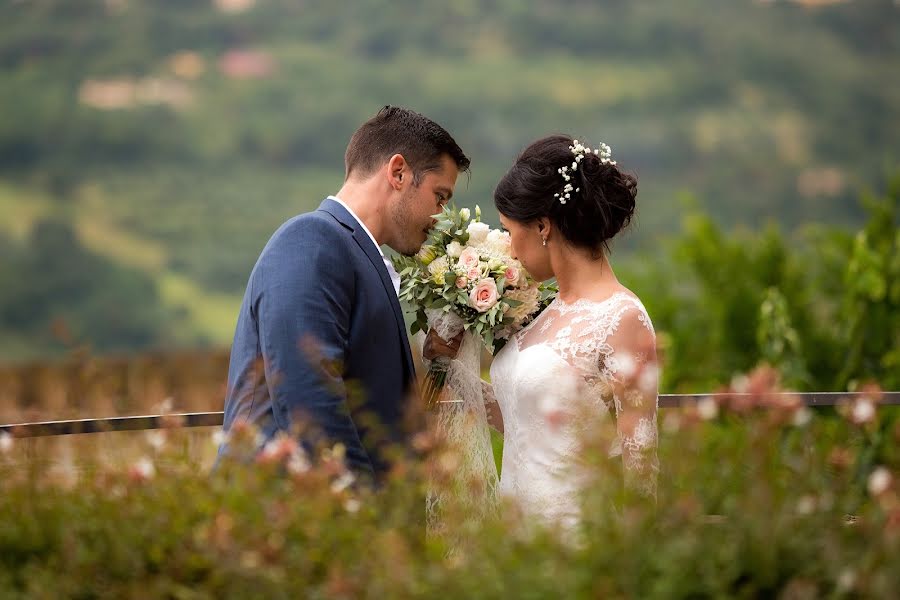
[{"xmin": 387, "ymin": 154, "xmax": 408, "ymax": 191}]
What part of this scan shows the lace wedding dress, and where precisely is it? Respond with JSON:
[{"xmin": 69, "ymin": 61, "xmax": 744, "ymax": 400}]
[{"xmin": 488, "ymin": 291, "xmax": 659, "ymax": 529}]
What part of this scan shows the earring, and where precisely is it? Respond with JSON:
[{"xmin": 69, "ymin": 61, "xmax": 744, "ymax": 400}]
[{"xmin": 542, "ymin": 237, "xmax": 547, "ymax": 247}]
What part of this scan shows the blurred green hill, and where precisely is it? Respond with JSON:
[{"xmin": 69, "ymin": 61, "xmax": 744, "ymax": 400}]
[{"xmin": 0, "ymin": 0, "xmax": 897, "ymax": 360}]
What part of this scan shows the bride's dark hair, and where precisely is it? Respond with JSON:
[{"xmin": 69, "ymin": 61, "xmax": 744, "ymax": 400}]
[{"xmin": 493, "ymin": 134, "xmax": 637, "ymax": 257}]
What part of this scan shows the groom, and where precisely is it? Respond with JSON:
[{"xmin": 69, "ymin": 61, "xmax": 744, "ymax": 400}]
[{"xmin": 220, "ymin": 106, "xmax": 469, "ymax": 482}]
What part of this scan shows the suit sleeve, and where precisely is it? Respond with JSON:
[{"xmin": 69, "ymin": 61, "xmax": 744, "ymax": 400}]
[{"xmin": 253, "ymin": 224, "xmax": 375, "ymax": 478}]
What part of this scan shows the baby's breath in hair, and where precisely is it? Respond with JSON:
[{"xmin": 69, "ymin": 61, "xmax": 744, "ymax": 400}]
[{"xmin": 554, "ymin": 139, "xmax": 615, "ymax": 205}]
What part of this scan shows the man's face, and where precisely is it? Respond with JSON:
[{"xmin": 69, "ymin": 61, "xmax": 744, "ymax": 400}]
[{"xmin": 389, "ymin": 154, "xmax": 460, "ymax": 256}]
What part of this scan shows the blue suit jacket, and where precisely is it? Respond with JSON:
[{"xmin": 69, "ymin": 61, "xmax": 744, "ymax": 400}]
[{"xmin": 221, "ymin": 198, "xmax": 417, "ymax": 479}]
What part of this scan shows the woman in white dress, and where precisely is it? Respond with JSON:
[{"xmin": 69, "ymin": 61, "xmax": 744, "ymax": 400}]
[
  {"xmin": 424, "ymin": 134, "xmax": 659, "ymax": 529},
  {"xmin": 488, "ymin": 134, "xmax": 658, "ymax": 529}
]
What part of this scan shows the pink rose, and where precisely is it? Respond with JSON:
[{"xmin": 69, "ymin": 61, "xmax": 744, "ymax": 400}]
[
  {"xmin": 469, "ymin": 278, "xmax": 499, "ymax": 313},
  {"xmin": 467, "ymin": 266, "xmax": 481, "ymax": 280},
  {"xmin": 458, "ymin": 246, "xmax": 480, "ymax": 270},
  {"xmin": 504, "ymin": 266, "xmax": 522, "ymax": 287},
  {"xmin": 455, "ymin": 276, "xmax": 468, "ymax": 289}
]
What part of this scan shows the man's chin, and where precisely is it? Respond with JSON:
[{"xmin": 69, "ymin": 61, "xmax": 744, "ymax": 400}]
[{"xmin": 394, "ymin": 231, "xmax": 430, "ymax": 257}]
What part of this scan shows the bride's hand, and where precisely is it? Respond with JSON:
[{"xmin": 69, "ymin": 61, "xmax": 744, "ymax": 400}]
[{"xmin": 422, "ymin": 330, "xmax": 463, "ymax": 361}]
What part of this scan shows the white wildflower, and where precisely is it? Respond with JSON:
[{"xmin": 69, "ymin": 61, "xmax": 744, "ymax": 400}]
[
  {"xmin": 331, "ymin": 471, "xmax": 356, "ymax": 494},
  {"xmin": 867, "ymin": 467, "xmax": 892, "ymax": 496},
  {"xmin": 697, "ymin": 396, "xmax": 719, "ymax": 421},
  {"xmin": 156, "ymin": 397, "xmax": 174, "ymax": 414},
  {"xmin": 731, "ymin": 375, "xmax": 750, "ymax": 393},
  {"xmin": 792, "ymin": 406, "xmax": 812, "ymax": 427},
  {"xmin": 131, "ymin": 457, "xmax": 156, "ymax": 480},
  {"xmin": 145, "ymin": 430, "xmax": 166, "ymax": 451},
  {"xmin": 851, "ymin": 398, "xmax": 875, "ymax": 424},
  {"xmin": 287, "ymin": 451, "xmax": 310, "ymax": 475},
  {"xmin": 212, "ymin": 428, "xmax": 228, "ymax": 447},
  {"xmin": 837, "ymin": 569, "xmax": 856, "ymax": 592},
  {"xmin": 796, "ymin": 495, "xmax": 816, "ymax": 515}
]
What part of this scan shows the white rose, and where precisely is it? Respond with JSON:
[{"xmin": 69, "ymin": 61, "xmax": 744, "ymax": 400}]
[
  {"xmin": 446, "ymin": 241, "xmax": 463, "ymax": 258},
  {"xmin": 466, "ymin": 221, "xmax": 490, "ymax": 245},
  {"xmin": 484, "ymin": 229, "xmax": 512, "ymax": 257}
]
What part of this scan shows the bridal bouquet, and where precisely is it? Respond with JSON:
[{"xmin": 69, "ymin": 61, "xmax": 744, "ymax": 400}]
[{"xmin": 393, "ymin": 204, "xmax": 555, "ymax": 407}]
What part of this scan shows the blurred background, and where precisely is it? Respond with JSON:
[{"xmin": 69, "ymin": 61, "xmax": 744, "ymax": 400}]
[{"xmin": 0, "ymin": 0, "xmax": 897, "ymax": 423}]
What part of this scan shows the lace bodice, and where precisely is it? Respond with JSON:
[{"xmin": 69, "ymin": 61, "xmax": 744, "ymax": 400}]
[{"xmin": 489, "ymin": 291, "xmax": 659, "ymax": 527}]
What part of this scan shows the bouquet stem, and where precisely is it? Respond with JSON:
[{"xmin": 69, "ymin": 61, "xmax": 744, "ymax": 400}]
[{"xmin": 422, "ymin": 357, "xmax": 450, "ymax": 410}]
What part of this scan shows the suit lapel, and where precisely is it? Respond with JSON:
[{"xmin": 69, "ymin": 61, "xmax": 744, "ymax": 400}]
[{"xmin": 318, "ymin": 198, "xmax": 415, "ymax": 376}]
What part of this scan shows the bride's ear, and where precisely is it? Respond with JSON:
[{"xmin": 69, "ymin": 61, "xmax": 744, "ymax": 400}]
[{"xmin": 536, "ymin": 217, "xmax": 552, "ymax": 239}]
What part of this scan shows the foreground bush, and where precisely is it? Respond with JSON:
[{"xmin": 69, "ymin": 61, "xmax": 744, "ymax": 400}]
[{"xmin": 0, "ymin": 374, "xmax": 898, "ymax": 598}]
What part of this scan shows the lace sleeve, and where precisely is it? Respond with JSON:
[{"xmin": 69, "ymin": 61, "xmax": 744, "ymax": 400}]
[
  {"xmin": 604, "ymin": 305, "xmax": 659, "ymax": 500},
  {"xmin": 481, "ymin": 380, "xmax": 496, "ymax": 404},
  {"xmin": 481, "ymin": 381, "xmax": 504, "ymax": 434}
]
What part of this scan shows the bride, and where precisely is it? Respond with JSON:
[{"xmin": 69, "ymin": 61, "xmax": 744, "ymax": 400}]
[{"xmin": 426, "ymin": 134, "xmax": 659, "ymax": 530}]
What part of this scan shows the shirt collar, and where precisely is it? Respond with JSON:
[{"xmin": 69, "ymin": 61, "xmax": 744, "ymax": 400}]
[{"xmin": 327, "ymin": 195, "xmax": 384, "ymax": 258}]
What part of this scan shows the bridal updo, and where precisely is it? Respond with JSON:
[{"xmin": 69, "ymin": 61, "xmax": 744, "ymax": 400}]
[{"xmin": 493, "ymin": 134, "xmax": 637, "ymax": 256}]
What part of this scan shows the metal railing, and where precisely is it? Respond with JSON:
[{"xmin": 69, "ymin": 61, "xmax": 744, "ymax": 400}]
[{"xmin": 1, "ymin": 392, "xmax": 898, "ymax": 439}]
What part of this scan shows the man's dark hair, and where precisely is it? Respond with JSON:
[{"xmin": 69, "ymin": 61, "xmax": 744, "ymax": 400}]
[{"xmin": 344, "ymin": 106, "xmax": 470, "ymax": 184}]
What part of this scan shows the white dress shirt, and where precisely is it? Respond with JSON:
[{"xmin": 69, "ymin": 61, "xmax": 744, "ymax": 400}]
[{"xmin": 328, "ymin": 196, "xmax": 401, "ymax": 296}]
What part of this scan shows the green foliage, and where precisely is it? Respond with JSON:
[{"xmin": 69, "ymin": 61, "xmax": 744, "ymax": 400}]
[
  {"xmin": 1, "ymin": 0, "xmax": 897, "ymax": 274},
  {"xmin": 625, "ymin": 174, "xmax": 900, "ymax": 392},
  {"xmin": 757, "ymin": 287, "xmax": 809, "ymax": 389},
  {"xmin": 837, "ymin": 175, "xmax": 900, "ymax": 390},
  {"xmin": 0, "ymin": 219, "xmax": 183, "ymax": 358},
  {"xmin": 1, "ymin": 390, "xmax": 898, "ymax": 597},
  {"xmin": 0, "ymin": 0, "xmax": 897, "ymax": 387}
]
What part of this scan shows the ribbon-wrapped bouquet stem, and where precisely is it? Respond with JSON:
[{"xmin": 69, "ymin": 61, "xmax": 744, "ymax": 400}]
[{"xmin": 393, "ymin": 204, "xmax": 555, "ymax": 528}]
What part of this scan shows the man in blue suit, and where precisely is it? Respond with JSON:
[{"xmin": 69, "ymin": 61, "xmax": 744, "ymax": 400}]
[{"xmin": 220, "ymin": 106, "xmax": 469, "ymax": 482}]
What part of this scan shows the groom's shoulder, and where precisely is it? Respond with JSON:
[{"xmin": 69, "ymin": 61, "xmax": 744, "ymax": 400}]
[{"xmin": 270, "ymin": 208, "xmax": 349, "ymax": 246}]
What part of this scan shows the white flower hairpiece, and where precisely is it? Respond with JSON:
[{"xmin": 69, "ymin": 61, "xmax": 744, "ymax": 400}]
[{"xmin": 554, "ymin": 139, "xmax": 615, "ymax": 205}]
